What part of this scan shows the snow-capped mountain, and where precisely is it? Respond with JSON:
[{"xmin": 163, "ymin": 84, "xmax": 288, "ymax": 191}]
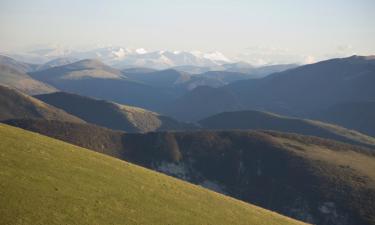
[
  {"xmin": 7, "ymin": 47, "xmax": 233, "ymax": 69},
  {"xmin": 112, "ymin": 50, "xmax": 233, "ymax": 69}
]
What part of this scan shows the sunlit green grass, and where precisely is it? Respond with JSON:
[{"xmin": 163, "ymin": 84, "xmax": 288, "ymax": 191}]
[{"xmin": 0, "ymin": 124, "xmax": 306, "ymax": 225}]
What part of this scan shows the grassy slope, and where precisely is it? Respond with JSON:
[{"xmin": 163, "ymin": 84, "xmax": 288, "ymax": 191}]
[{"xmin": 0, "ymin": 124, "xmax": 306, "ymax": 225}]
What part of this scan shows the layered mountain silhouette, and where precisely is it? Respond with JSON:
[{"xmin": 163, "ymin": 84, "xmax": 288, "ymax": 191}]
[
  {"xmin": 30, "ymin": 59, "xmax": 176, "ymax": 111},
  {"xmin": 227, "ymin": 55, "xmax": 375, "ymax": 116},
  {"xmin": 166, "ymin": 55, "xmax": 375, "ymax": 122}
]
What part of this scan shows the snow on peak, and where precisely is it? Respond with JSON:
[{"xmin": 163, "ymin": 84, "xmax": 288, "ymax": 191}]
[
  {"xmin": 135, "ymin": 48, "xmax": 147, "ymax": 54},
  {"xmin": 112, "ymin": 48, "xmax": 127, "ymax": 59},
  {"xmin": 203, "ymin": 51, "xmax": 231, "ymax": 62},
  {"xmin": 190, "ymin": 50, "xmax": 203, "ymax": 57},
  {"xmin": 16, "ymin": 46, "xmax": 235, "ymax": 69}
]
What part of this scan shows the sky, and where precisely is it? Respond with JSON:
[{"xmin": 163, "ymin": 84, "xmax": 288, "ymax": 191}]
[{"xmin": 0, "ymin": 0, "xmax": 374, "ymax": 64}]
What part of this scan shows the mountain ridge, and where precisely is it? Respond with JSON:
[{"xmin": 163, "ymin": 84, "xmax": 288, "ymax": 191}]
[
  {"xmin": 166, "ymin": 55, "xmax": 375, "ymax": 121},
  {"xmin": 199, "ymin": 110, "xmax": 375, "ymax": 149},
  {"xmin": 35, "ymin": 91, "xmax": 195, "ymax": 133},
  {"xmin": 0, "ymin": 63, "xmax": 57, "ymax": 95},
  {"xmin": 0, "ymin": 85, "xmax": 83, "ymax": 123}
]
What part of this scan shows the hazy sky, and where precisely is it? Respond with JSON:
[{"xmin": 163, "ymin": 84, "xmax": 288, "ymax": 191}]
[{"xmin": 0, "ymin": 0, "xmax": 374, "ymax": 64}]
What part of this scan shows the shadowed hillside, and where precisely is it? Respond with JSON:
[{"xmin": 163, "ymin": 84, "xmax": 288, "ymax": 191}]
[
  {"xmin": 4, "ymin": 119, "xmax": 125, "ymax": 157},
  {"xmin": 165, "ymin": 86, "xmax": 243, "ymax": 121},
  {"xmin": 0, "ymin": 123, "xmax": 306, "ymax": 225},
  {"xmin": 311, "ymin": 101, "xmax": 375, "ymax": 137},
  {"xmin": 199, "ymin": 110, "xmax": 375, "ymax": 148}
]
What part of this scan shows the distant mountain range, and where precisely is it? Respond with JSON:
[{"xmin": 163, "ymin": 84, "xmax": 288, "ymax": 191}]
[
  {"xmin": 4, "ymin": 47, "xmax": 299, "ymax": 72},
  {"xmin": 123, "ymin": 69, "xmax": 257, "ymax": 90},
  {"xmin": 1, "ymin": 54, "xmax": 374, "ymax": 138},
  {"xmin": 5, "ymin": 47, "xmax": 233, "ymax": 69},
  {"xmin": 28, "ymin": 59, "xmax": 175, "ymax": 111},
  {"xmin": 166, "ymin": 55, "xmax": 375, "ymax": 121},
  {"xmin": 26, "ymin": 57, "xmax": 295, "ymax": 111}
]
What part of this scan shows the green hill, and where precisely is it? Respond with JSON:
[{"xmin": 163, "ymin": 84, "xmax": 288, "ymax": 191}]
[
  {"xmin": 0, "ymin": 123, "xmax": 306, "ymax": 225},
  {"xmin": 199, "ymin": 110, "xmax": 375, "ymax": 149}
]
